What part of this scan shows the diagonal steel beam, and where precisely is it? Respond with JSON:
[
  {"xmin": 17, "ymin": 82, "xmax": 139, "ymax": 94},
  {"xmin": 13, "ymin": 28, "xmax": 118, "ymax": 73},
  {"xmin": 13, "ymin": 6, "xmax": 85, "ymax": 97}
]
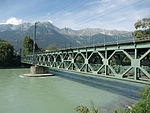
[
  {"xmin": 122, "ymin": 50, "xmax": 133, "ymax": 60},
  {"xmin": 108, "ymin": 65, "xmax": 117, "ymax": 75},
  {"xmin": 97, "ymin": 64, "xmax": 104, "ymax": 73},
  {"xmin": 79, "ymin": 64, "xmax": 86, "ymax": 71},
  {"xmin": 139, "ymin": 67, "xmax": 150, "ymax": 78},
  {"xmin": 88, "ymin": 64, "xmax": 94, "ymax": 72},
  {"xmin": 121, "ymin": 66, "xmax": 133, "ymax": 77},
  {"xmin": 140, "ymin": 49, "xmax": 150, "ymax": 60},
  {"xmin": 108, "ymin": 50, "xmax": 116, "ymax": 60}
]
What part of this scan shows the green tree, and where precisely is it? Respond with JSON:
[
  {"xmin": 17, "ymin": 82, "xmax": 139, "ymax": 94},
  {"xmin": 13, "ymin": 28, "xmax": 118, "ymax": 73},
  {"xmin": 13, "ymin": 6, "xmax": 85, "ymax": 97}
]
[
  {"xmin": 133, "ymin": 18, "xmax": 150, "ymax": 40},
  {"xmin": 22, "ymin": 36, "xmax": 40, "ymax": 55},
  {"xmin": 0, "ymin": 40, "xmax": 14, "ymax": 66}
]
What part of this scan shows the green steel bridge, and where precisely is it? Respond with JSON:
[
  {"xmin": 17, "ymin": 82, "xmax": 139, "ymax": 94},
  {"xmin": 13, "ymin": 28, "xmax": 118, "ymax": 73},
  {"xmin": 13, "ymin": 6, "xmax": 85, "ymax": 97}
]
[{"xmin": 21, "ymin": 40, "xmax": 150, "ymax": 83}]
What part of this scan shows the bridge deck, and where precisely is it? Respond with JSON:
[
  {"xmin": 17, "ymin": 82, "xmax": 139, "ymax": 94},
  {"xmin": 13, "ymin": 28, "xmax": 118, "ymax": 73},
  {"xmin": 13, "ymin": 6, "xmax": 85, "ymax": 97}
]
[{"xmin": 45, "ymin": 40, "xmax": 150, "ymax": 53}]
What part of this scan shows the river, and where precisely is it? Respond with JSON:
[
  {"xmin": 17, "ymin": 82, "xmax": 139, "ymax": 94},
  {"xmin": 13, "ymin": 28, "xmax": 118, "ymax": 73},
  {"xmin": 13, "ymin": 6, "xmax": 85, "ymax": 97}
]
[{"xmin": 0, "ymin": 68, "xmax": 146, "ymax": 113}]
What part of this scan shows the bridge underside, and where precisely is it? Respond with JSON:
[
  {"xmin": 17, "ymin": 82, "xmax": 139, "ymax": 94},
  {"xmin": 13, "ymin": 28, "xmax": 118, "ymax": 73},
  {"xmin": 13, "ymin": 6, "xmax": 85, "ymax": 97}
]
[{"xmin": 21, "ymin": 40, "xmax": 150, "ymax": 83}]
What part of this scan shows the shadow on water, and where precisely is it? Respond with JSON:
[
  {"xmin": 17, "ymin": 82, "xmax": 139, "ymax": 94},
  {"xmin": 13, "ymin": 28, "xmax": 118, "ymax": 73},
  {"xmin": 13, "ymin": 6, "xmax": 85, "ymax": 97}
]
[
  {"xmin": 0, "ymin": 65, "xmax": 30, "ymax": 69},
  {"xmin": 51, "ymin": 71, "xmax": 146, "ymax": 100}
]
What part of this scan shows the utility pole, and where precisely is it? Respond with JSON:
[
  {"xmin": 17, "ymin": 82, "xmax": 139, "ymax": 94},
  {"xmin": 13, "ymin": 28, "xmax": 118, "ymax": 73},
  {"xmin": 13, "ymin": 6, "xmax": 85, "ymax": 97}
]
[
  {"xmin": 33, "ymin": 22, "xmax": 40, "ymax": 65},
  {"xmin": 104, "ymin": 37, "xmax": 106, "ymax": 46},
  {"xmin": 117, "ymin": 35, "xmax": 119, "ymax": 45}
]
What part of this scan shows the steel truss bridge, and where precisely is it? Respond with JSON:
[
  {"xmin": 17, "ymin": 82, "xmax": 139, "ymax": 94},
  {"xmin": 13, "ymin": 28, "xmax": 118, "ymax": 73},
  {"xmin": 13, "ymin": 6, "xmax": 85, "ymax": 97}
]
[{"xmin": 21, "ymin": 40, "xmax": 150, "ymax": 83}]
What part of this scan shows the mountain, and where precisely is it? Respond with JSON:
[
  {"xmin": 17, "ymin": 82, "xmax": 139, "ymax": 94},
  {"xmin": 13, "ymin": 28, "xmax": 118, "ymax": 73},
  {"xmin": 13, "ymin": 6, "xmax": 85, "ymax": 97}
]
[
  {"xmin": 60, "ymin": 27, "xmax": 133, "ymax": 46},
  {"xmin": 0, "ymin": 22, "xmax": 133, "ymax": 51},
  {"xmin": 60, "ymin": 28, "xmax": 131, "ymax": 36}
]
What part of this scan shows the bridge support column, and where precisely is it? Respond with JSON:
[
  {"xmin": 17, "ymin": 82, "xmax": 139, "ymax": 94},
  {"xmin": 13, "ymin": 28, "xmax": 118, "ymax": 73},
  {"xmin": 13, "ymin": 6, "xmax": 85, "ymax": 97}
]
[
  {"xmin": 104, "ymin": 50, "xmax": 108, "ymax": 75},
  {"xmin": 134, "ymin": 48, "xmax": 138, "ymax": 80},
  {"xmin": 30, "ymin": 65, "xmax": 49, "ymax": 74}
]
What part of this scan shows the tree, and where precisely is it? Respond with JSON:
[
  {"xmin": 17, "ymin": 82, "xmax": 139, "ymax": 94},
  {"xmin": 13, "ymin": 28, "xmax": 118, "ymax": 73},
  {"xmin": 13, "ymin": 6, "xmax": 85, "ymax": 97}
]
[
  {"xmin": 0, "ymin": 40, "xmax": 14, "ymax": 66},
  {"xmin": 133, "ymin": 18, "xmax": 150, "ymax": 40},
  {"xmin": 22, "ymin": 36, "xmax": 40, "ymax": 55}
]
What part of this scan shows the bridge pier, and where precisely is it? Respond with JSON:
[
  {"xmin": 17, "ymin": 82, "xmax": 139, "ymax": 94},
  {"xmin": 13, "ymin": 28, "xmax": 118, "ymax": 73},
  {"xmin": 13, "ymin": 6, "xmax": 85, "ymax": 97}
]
[{"xmin": 30, "ymin": 65, "xmax": 49, "ymax": 74}]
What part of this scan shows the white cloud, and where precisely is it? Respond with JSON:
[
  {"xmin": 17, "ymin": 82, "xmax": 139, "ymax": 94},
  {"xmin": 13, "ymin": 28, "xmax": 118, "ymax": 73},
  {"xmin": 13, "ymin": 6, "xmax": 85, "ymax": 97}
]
[
  {"xmin": 0, "ymin": 17, "xmax": 23, "ymax": 25},
  {"xmin": 86, "ymin": 0, "xmax": 111, "ymax": 6},
  {"xmin": 52, "ymin": 0, "xmax": 149, "ymax": 31}
]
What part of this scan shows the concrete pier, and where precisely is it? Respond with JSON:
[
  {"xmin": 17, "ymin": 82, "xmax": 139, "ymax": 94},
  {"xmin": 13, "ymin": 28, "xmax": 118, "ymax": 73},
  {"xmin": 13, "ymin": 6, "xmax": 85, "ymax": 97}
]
[
  {"xmin": 23, "ymin": 65, "xmax": 54, "ymax": 77},
  {"xmin": 30, "ymin": 65, "xmax": 49, "ymax": 74}
]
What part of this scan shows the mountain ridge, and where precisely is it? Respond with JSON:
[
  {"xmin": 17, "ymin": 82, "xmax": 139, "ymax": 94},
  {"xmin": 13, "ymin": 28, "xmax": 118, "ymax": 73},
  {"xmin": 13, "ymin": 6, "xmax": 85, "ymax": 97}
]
[{"xmin": 0, "ymin": 22, "xmax": 133, "ymax": 50}]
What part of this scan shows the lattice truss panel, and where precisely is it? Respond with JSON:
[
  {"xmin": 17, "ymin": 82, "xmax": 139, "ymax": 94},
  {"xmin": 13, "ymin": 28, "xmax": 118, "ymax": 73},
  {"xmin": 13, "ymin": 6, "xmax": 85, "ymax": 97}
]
[{"xmin": 22, "ymin": 43, "xmax": 150, "ymax": 82}]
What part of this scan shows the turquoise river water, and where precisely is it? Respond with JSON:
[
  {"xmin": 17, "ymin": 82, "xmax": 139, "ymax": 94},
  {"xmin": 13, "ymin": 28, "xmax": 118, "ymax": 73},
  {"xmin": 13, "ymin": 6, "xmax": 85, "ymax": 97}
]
[{"xmin": 0, "ymin": 68, "xmax": 145, "ymax": 113}]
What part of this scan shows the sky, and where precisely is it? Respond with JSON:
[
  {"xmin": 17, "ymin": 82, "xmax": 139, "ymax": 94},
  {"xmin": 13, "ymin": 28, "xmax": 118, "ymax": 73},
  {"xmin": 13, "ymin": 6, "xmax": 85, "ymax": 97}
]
[{"xmin": 0, "ymin": 0, "xmax": 150, "ymax": 31}]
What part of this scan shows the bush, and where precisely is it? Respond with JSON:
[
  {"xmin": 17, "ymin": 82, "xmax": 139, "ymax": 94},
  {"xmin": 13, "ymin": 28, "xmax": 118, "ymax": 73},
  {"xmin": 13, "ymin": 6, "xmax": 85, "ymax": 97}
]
[
  {"xmin": 75, "ymin": 105, "xmax": 98, "ymax": 113},
  {"xmin": 75, "ymin": 86, "xmax": 150, "ymax": 113},
  {"xmin": 131, "ymin": 86, "xmax": 150, "ymax": 113}
]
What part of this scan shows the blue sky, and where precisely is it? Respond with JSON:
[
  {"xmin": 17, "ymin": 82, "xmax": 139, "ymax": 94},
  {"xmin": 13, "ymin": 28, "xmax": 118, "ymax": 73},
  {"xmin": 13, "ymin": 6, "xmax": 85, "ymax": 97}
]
[{"xmin": 0, "ymin": 0, "xmax": 150, "ymax": 31}]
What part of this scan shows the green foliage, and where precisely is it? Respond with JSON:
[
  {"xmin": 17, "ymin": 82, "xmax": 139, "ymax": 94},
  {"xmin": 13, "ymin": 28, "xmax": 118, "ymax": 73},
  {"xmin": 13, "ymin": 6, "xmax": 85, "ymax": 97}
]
[
  {"xmin": 114, "ymin": 107, "xmax": 134, "ymax": 113},
  {"xmin": 0, "ymin": 40, "xmax": 14, "ymax": 66},
  {"xmin": 75, "ymin": 54, "xmax": 84, "ymax": 63},
  {"xmin": 132, "ymin": 30, "xmax": 143, "ymax": 39},
  {"xmin": 114, "ymin": 86, "xmax": 150, "ymax": 113},
  {"xmin": 22, "ymin": 36, "xmax": 40, "ymax": 55},
  {"xmin": 75, "ymin": 106, "xmax": 90, "ymax": 113},
  {"xmin": 75, "ymin": 87, "xmax": 150, "ymax": 113},
  {"xmin": 134, "ymin": 20, "xmax": 142, "ymax": 29},
  {"xmin": 75, "ymin": 105, "xmax": 98, "ymax": 113},
  {"xmin": 131, "ymin": 86, "xmax": 150, "ymax": 113},
  {"xmin": 133, "ymin": 18, "xmax": 150, "ymax": 40}
]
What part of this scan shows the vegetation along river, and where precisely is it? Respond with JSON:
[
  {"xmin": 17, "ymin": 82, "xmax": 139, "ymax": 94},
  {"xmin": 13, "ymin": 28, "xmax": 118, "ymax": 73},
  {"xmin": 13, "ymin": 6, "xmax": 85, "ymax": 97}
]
[{"xmin": 0, "ymin": 68, "xmax": 146, "ymax": 113}]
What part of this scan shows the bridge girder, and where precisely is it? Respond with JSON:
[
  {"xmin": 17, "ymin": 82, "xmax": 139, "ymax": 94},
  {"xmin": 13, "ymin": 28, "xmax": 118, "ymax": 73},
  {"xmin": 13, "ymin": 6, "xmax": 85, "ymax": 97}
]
[{"xmin": 21, "ymin": 40, "xmax": 150, "ymax": 83}]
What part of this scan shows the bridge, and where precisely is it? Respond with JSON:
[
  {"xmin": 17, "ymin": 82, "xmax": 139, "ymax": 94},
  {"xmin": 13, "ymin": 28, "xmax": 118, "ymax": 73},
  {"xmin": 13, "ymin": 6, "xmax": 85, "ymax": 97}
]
[{"xmin": 21, "ymin": 40, "xmax": 150, "ymax": 84}]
